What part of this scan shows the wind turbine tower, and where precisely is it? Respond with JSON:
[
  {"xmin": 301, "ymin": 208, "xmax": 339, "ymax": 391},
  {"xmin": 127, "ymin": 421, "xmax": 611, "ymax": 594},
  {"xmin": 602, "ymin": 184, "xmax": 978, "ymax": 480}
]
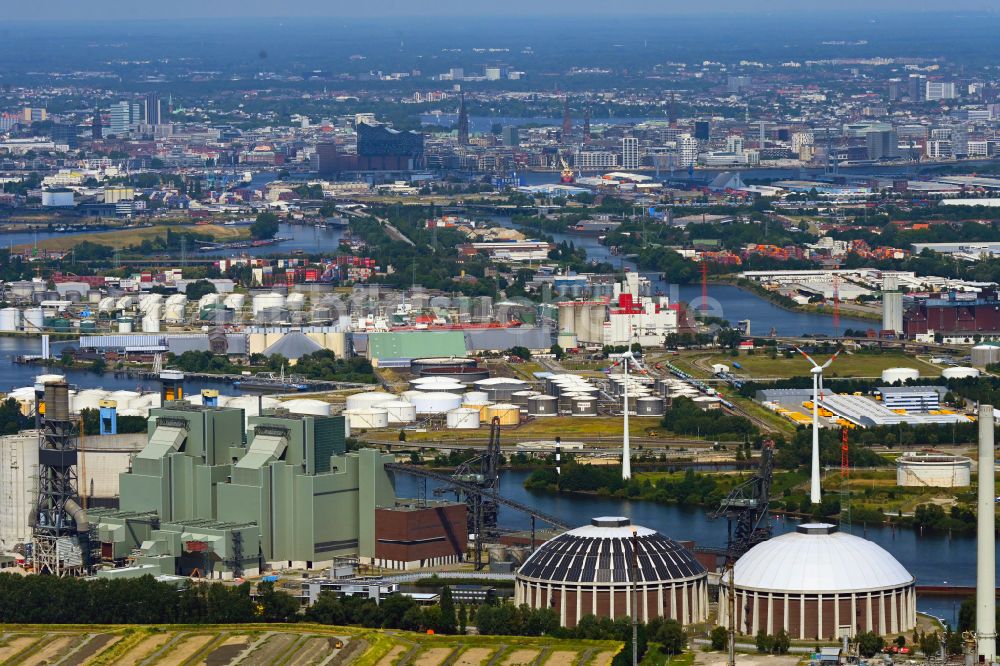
[{"xmin": 796, "ymin": 348, "xmax": 841, "ymax": 504}]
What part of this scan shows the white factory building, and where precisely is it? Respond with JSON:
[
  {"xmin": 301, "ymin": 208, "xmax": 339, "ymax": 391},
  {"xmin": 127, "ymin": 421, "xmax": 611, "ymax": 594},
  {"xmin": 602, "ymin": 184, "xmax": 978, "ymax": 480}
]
[{"xmin": 557, "ymin": 273, "xmax": 681, "ymax": 348}]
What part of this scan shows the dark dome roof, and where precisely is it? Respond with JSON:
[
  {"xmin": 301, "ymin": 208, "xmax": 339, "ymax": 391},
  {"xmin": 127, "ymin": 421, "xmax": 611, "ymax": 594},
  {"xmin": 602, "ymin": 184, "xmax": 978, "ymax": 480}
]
[{"xmin": 517, "ymin": 517, "xmax": 706, "ymax": 584}]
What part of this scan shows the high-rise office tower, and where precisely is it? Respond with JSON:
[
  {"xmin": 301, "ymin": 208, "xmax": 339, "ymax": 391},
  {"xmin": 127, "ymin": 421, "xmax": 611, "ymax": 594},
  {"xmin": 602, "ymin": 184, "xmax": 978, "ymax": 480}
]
[
  {"xmin": 621, "ymin": 137, "xmax": 640, "ymax": 170},
  {"xmin": 109, "ymin": 101, "xmax": 132, "ymax": 136},
  {"xmin": 457, "ymin": 93, "xmax": 469, "ymax": 145},
  {"xmin": 501, "ymin": 125, "xmax": 519, "ymax": 147},
  {"xmin": 561, "ymin": 96, "xmax": 572, "ymax": 143},
  {"xmin": 144, "ymin": 93, "xmax": 162, "ymax": 125}
]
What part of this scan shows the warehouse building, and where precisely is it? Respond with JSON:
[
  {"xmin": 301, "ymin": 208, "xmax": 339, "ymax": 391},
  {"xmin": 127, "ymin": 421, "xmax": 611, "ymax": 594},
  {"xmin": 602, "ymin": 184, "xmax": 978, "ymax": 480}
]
[
  {"xmin": 818, "ymin": 393, "xmax": 968, "ymax": 427},
  {"xmin": 514, "ymin": 517, "xmax": 708, "ymax": 628},
  {"xmin": 876, "ymin": 386, "xmax": 946, "ymax": 412},
  {"xmin": 721, "ymin": 523, "xmax": 916, "ymax": 640}
]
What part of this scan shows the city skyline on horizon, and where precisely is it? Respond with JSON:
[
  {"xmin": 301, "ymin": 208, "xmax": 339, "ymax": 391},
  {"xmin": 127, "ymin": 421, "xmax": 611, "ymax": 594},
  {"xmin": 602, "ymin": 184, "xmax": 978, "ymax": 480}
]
[{"xmin": 8, "ymin": 0, "xmax": 1000, "ymax": 21}]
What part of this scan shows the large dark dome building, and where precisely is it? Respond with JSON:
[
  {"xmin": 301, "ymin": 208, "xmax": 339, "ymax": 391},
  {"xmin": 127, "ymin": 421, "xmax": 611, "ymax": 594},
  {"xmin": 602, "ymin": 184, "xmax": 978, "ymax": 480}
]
[{"xmin": 514, "ymin": 517, "xmax": 708, "ymax": 628}]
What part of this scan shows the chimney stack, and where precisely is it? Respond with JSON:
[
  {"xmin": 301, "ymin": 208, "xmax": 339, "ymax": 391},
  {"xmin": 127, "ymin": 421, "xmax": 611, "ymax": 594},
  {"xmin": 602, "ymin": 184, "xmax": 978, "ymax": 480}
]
[{"xmin": 978, "ymin": 404, "xmax": 996, "ymax": 664}]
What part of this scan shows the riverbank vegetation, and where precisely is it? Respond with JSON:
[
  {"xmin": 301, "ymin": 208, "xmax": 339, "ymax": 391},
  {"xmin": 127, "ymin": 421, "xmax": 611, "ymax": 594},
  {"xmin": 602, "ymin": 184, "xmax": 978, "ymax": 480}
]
[{"xmin": 166, "ymin": 349, "xmax": 376, "ymax": 383}]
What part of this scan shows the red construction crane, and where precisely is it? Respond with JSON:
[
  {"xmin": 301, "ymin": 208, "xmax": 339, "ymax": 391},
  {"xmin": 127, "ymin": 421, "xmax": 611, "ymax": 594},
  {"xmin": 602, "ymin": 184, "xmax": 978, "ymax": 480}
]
[{"xmin": 841, "ymin": 426, "xmax": 849, "ymax": 479}]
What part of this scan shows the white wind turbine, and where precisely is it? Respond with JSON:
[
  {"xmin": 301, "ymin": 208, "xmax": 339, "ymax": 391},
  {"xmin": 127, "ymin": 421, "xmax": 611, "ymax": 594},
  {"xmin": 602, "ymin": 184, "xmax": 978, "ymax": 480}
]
[{"xmin": 795, "ymin": 347, "xmax": 841, "ymax": 504}]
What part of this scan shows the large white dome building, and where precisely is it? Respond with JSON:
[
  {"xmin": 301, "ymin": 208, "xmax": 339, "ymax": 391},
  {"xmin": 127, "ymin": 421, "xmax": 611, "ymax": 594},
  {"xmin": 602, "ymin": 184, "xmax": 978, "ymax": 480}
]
[
  {"xmin": 720, "ymin": 523, "xmax": 916, "ymax": 640},
  {"xmin": 514, "ymin": 517, "xmax": 708, "ymax": 628}
]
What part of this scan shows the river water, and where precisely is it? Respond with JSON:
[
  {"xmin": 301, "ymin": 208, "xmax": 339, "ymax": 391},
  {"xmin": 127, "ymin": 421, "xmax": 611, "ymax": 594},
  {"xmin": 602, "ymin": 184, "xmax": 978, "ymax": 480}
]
[
  {"xmin": 393, "ymin": 468, "xmax": 972, "ymax": 628},
  {"xmin": 492, "ymin": 215, "xmax": 870, "ymax": 337},
  {"xmin": 0, "ymin": 223, "xmax": 347, "ymax": 258}
]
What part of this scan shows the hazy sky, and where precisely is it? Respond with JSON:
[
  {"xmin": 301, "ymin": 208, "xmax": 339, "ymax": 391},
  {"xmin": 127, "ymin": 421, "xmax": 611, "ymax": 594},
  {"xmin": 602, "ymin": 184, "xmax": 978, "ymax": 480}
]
[{"xmin": 12, "ymin": 0, "xmax": 1000, "ymax": 20}]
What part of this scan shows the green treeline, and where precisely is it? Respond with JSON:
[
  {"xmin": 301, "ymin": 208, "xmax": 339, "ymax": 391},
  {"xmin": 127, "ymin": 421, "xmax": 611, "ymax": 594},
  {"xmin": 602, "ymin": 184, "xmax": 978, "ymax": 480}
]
[
  {"xmin": 662, "ymin": 397, "xmax": 758, "ymax": 439},
  {"xmin": 0, "ymin": 575, "xmax": 297, "ymax": 624}
]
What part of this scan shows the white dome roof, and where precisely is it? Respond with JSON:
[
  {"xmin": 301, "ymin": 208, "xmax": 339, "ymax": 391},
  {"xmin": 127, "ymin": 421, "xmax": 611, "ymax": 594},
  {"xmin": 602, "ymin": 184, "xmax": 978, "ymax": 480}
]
[{"xmin": 735, "ymin": 523, "xmax": 913, "ymax": 594}]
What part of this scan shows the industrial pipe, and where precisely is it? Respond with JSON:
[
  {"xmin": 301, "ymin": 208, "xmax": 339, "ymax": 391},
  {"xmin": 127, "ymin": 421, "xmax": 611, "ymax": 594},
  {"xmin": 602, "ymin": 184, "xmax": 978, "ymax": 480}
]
[
  {"xmin": 63, "ymin": 498, "xmax": 89, "ymax": 533},
  {"xmin": 977, "ymin": 404, "xmax": 996, "ymax": 664}
]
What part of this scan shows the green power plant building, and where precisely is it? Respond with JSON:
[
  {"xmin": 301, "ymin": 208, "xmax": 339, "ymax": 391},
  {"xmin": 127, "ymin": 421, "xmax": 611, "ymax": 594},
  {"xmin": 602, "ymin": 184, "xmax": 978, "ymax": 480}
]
[{"xmin": 91, "ymin": 401, "xmax": 394, "ymax": 579}]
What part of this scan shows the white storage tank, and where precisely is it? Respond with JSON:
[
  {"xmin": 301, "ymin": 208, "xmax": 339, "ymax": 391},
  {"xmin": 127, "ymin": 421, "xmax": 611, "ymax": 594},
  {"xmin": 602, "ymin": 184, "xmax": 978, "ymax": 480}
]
[
  {"xmin": 345, "ymin": 391, "xmax": 395, "ymax": 411},
  {"xmin": 401, "ymin": 390, "xmax": 427, "ymax": 404},
  {"xmin": 0, "ymin": 308, "xmax": 20, "ymax": 332},
  {"xmin": 138, "ymin": 294, "xmax": 163, "ymax": 314},
  {"xmin": 165, "ymin": 303, "xmax": 187, "ymax": 322},
  {"xmin": 941, "ymin": 366, "xmax": 980, "ymax": 380},
  {"xmin": 378, "ymin": 400, "xmax": 417, "ymax": 424},
  {"xmin": 142, "ymin": 304, "xmax": 162, "ymax": 333},
  {"xmin": 118, "ymin": 319, "xmax": 133, "ymax": 333},
  {"xmin": 571, "ymin": 395, "xmax": 599, "ymax": 416},
  {"xmin": 410, "ymin": 391, "xmax": 463, "ymax": 415},
  {"xmin": 108, "ymin": 390, "xmax": 140, "ymax": 410},
  {"xmin": 166, "ymin": 293, "xmax": 187, "ymax": 306},
  {"xmin": 971, "ymin": 344, "xmax": 1000, "ymax": 367},
  {"xmin": 446, "ymin": 407, "xmax": 481, "ymax": 429},
  {"xmin": 224, "ymin": 293, "xmax": 246, "ymax": 311},
  {"xmin": 98, "ymin": 297, "xmax": 117, "ymax": 313},
  {"xmin": 896, "ymin": 452, "xmax": 972, "ymax": 488},
  {"xmin": 881, "ymin": 367, "xmax": 920, "ymax": 384},
  {"xmin": 252, "ymin": 292, "xmax": 286, "ymax": 315},
  {"xmin": 286, "ymin": 293, "xmax": 306, "ymax": 311},
  {"xmin": 463, "ymin": 391, "xmax": 490, "ymax": 404},
  {"xmin": 282, "ymin": 399, "xmax": 332, "ymax": 417},
  {"xmin": 22, "ymin": 308, "xmax": 44, "ymax": 332},
  {"xmin": 527, "ymin": 395, "xmax": 558, "ymax": 417},
  {"xmin": 72, "ymin": 389, "xmax": 109, "ymax": 412},
  {"xmin": 411, "ymin": 377, "xmax": 466, "ymax": 392},
  {"xmin": 199, "ymin": 293, "xmax": 221, "ymax": 309},
  {"xmin": 346, "ymin": 407, "xmax": 389, "ymax": 430}
]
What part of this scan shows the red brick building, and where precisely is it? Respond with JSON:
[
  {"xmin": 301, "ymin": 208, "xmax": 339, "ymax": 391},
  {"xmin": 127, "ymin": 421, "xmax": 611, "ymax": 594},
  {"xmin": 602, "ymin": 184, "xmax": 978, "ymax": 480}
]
[{"xmin": 372, "ymin": 502, "xmax": 467, "ymax": 570}]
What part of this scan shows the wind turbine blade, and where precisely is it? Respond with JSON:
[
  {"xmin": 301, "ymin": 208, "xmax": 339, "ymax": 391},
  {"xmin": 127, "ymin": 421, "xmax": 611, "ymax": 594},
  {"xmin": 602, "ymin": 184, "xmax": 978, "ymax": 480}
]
[
  {"xmin": 821, "ymin": 349, "xmax": 842, "ymax": 369},
  {"xmin": 795, "ymin": 347, "xmax": 819, "ymax": 367}
]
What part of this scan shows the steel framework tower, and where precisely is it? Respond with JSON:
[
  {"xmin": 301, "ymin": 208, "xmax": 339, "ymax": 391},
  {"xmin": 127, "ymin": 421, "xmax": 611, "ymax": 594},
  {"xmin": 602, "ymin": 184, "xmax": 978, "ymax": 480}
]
[{"xmin": 32, "ymin": 381, "xmax": 89, "ymax": 576}]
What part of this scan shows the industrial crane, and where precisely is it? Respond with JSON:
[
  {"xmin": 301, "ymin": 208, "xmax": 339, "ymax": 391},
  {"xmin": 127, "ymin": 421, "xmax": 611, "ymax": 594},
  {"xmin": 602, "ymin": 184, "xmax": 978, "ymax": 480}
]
[{"xmin": 711, "ymin": 438, "xmax": 776, "ymax": 562}]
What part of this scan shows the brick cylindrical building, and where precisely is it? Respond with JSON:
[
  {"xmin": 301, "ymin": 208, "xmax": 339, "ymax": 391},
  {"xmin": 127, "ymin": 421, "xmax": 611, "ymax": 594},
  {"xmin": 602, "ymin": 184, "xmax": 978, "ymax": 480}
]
[
  {"xmin": 720, "ymin": 523, "xmax": 916, "ymax": 641},
  {"xmin": 514, "ymin": 517, "xmax": 708, "ymax": 628}
]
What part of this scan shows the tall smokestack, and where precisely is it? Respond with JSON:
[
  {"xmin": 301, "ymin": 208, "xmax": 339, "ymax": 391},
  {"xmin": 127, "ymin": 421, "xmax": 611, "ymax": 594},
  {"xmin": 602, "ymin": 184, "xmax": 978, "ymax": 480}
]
[{"xmin": 978, "ymin": 404, "xmax": 996, "ymax": 663}]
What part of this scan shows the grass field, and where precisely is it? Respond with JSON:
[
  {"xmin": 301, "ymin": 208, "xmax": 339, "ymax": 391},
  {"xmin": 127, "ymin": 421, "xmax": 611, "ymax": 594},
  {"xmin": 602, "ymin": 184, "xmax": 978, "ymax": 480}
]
[
  {"xmin": 14, "ymin": 224, "xmax": 248, "ymax": 252},
  {"xmin": 687, "ymin": 350, "xmax": 941, "ymax": 380},
  {"xmin": 0, "ymin": 624, "xmax": 621, "ymax": 665}
]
